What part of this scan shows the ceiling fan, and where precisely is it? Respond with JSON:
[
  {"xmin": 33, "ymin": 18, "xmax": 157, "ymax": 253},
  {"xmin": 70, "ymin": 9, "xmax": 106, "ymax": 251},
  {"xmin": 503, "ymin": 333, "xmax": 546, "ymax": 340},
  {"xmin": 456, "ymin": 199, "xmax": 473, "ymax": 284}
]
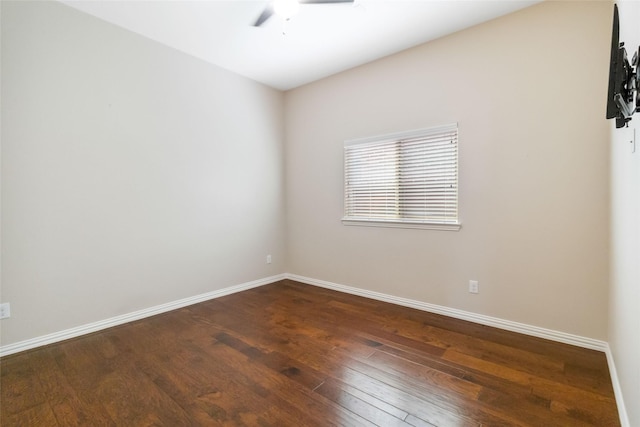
[{"xmin": 253, "ymin": 0, "xmax": 355, "ymax": 27}]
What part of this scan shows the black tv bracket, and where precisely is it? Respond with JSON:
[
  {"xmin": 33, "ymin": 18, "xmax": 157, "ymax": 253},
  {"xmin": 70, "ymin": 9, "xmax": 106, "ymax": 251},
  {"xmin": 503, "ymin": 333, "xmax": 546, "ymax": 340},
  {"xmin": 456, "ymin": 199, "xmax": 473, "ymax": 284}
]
[{"xmin": 615, "ymin": 44, "xmax": 640, "ymax": 128}]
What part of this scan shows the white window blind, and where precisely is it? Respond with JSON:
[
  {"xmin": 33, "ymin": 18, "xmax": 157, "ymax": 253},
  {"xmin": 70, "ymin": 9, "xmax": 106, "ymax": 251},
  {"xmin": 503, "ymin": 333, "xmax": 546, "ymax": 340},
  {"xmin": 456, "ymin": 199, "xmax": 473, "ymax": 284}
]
[{"xmin": 343, "ymin": 124, "xmax": 459, "ymax": 230}]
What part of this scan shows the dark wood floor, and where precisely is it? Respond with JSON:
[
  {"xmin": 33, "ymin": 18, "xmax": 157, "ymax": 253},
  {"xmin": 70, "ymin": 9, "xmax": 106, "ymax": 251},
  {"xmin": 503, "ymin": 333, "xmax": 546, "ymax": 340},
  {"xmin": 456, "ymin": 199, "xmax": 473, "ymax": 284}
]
[{"xmin": 1, "ymin": 280, "xmax": 620, "ymax": 426}]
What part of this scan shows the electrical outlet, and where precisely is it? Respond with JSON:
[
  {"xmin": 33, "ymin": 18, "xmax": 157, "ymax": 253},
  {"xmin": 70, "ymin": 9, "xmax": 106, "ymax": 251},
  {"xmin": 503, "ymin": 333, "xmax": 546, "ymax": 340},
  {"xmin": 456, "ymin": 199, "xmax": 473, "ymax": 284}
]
[
  {"xmin": 469, "ymin": 280, "xmax": 479, "ymax": 294},
  {"xmin": 266, "ymin": 254, "xmax": 272, "ymax": 264},
  {"xmin": 0, "ymin": 303, "xmax": 11, "ymax": 319}
]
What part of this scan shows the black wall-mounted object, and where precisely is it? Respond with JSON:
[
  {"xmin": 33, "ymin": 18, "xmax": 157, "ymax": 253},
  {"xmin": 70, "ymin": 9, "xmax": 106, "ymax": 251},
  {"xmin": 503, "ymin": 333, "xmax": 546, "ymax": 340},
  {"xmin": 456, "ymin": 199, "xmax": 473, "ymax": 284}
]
[{"xmin": 606, "ymin": 4, "xmax": 640, "ymax": 128}]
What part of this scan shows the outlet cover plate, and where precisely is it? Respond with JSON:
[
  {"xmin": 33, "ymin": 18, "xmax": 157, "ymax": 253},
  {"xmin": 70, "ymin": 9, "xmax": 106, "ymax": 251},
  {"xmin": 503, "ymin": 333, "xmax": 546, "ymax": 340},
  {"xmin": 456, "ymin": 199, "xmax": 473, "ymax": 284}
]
[
  {"xmin": 469, "ymin": 280, "xmax": 479, "ymax": 294},
  {"xmin": 0, "ymin": 303, "xmax": 10, "ymax": 319}
]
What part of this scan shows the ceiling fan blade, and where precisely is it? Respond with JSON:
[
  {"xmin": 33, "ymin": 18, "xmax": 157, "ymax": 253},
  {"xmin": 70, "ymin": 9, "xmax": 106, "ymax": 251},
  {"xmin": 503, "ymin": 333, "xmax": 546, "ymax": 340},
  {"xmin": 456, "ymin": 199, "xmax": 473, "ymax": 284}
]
[
  {"xmin": 253, "ymin": 4, "xmax": 274, "ymax": 27},
  {"xmin": 253, "ymin": 0, "xmax": 353, "ymax": 27},
  {"xmin": 300, "ymin": 0, "xmax": 354, "ymax": 3}
]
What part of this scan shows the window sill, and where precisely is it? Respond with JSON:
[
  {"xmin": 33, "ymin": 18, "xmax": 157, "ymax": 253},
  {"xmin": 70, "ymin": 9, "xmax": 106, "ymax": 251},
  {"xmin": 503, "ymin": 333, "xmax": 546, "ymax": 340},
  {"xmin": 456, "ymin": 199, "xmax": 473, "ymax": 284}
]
[{"xmin": 341, "ymin": 218, "xmax": 461, "ymax": 231}]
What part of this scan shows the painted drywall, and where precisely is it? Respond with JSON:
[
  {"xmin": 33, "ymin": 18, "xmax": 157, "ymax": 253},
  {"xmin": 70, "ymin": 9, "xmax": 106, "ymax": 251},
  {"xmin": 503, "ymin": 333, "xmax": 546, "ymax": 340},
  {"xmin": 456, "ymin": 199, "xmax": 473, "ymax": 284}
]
[
  {"xmin": 609, "ymin": 1, "xmax": 640, "ymax": 425},
  {"xmin": 1, "ymin": 0, "xmax": 285, "ymax": 346},
  {"xmin": 285, "ymin": 1, "xmax": 611, "ymax": 340}
]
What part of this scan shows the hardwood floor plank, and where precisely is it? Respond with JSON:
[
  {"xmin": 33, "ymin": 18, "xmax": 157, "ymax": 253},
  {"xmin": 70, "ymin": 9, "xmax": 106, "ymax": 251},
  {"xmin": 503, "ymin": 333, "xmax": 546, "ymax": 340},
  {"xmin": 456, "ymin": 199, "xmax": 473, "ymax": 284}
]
[
  {"xmin": 201, "ymin": 338, "xmax": 376, "ymax": 427},
  {"xmin": 405, "ymin": 414, "xmax": 438, "ymax": 427},
  {"xmin": 315, "ymin": 379, "xmax": 412, "ymax": 427},
  {"xmin": 443, "ymin": 348, "xmax": 618, "ymax": 425},
  {"xmin": 322, "ymin": 292, "xmax": 588, "ymax": 392},
  {"xmin": 55, "ymin": 336, "xmax": 192, "ymax": 425},
  {"xmin": 372, "ymin": 341, "xmax": 594, "ymax": 426},
  {"xmin": 144, "ymin": 341, "xmax": 308, "ymax": 426},
  {"xmin": 3, "ymin": 402, "xmax": 59, "ymax": 426},
  {"xmin": 0, "ymin": 355, "xmax": 47, "ymax": 417},
  {"xmin": 29, "ymin": 348, "xmax": 113, "ymax": 426},
  {"xmin": 324, "ymin": 377, "xmax": 411, "ymax": 420},
  {"xmin": 367, "ymin": 349, "xmax": 483, "ymax": 401},
  {"xmin": 337, "ymin": 365, "xmax": 482, "ymax": 427},
  {"xmin": 0, "ymin": 280, "xmax": 620, "ymax": 426}
]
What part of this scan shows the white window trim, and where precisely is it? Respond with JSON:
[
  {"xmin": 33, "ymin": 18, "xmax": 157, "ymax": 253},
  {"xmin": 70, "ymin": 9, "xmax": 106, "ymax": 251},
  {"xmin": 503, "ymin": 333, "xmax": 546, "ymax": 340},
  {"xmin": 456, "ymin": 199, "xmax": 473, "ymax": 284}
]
[
  {"xmin": 341, "ymin": 218, "xmax": 461, "ymax": 231},
  {"xmin": 342, "ymin": 124, "xmax": 461, "ymax": 232}
]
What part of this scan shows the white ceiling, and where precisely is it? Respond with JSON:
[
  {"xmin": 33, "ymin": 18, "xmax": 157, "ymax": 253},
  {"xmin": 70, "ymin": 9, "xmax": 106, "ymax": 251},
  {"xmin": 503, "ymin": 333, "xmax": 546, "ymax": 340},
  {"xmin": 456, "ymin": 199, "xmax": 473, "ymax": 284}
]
[{"xmin": 61, "ymin": 0, "xmax": 541, "ymax": 91}]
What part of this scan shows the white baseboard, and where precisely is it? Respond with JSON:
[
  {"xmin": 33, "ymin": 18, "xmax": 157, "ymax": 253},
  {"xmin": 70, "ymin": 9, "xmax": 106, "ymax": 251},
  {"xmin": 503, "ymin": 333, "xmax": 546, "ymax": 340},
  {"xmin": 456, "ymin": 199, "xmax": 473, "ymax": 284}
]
[
  {"xmin": 0, "ymin": 274, "xmax": 287, "ymax": 357},
  {"xmin": 286, "ymin": 273, "xmax": 609, "ymax": 352},
  {"xmin": 604, "ymin": 345, "xmax": 631, "ymax": 427},
  {"xmin": 0, "ymin": 272, "xmax": 610, "ymax": 354}
]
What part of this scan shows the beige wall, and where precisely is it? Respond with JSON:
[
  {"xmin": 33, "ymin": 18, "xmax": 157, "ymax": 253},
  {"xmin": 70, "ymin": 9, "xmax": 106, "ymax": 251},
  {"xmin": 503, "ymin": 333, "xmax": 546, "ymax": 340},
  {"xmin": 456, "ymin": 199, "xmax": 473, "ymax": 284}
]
[
  {"xmin": 609, "ymin": 1, "xmax": 640, "ymax": 424},
  {"xmin": 0, "ymin": 0, "xmax": 286, "ymax": 345},
  {"xmin": 285, "ymin": 1, "xmax": 611, "ymax": 339}
]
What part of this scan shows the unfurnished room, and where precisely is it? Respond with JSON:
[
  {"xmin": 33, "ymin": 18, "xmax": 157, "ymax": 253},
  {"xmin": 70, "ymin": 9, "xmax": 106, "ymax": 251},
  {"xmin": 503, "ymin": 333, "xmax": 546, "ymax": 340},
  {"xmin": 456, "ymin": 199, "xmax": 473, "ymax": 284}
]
[{"xmin": 0, "ymin": 0, "xmax": 639, "ymax": 425}]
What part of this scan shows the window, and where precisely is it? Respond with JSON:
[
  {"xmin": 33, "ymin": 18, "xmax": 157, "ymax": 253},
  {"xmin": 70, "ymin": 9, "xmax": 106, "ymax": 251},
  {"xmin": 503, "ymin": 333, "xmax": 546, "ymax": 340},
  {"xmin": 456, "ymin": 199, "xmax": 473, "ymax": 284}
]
[{"xmin": 343, "ymin": 124, "xmax": 460, "ymax": 231}]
